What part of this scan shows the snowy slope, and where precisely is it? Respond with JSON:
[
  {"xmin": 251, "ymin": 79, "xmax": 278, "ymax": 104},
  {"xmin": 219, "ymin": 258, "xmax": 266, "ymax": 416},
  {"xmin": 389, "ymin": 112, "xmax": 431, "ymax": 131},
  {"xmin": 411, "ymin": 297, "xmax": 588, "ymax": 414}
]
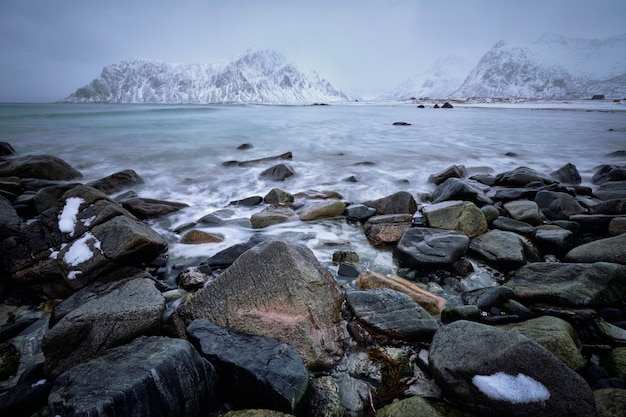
[
  {"xmin": 378, "ymin": 55, "xmax": 475, "ymax": 100},
  {"xmin": 62, "ymin": 49, "xmax": 349, "ymax": 104},
  {"xmin": 453, "ymin": 33, "xmax": 626, "ymax": 99}
]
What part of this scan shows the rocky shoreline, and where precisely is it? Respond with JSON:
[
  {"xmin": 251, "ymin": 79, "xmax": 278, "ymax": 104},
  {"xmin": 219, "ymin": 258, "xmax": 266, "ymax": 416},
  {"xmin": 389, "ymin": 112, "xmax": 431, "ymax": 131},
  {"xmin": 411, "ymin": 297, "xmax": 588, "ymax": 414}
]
[{"xmin": 1, "ymin": 140, "xmax": 626, "ymax": 416}]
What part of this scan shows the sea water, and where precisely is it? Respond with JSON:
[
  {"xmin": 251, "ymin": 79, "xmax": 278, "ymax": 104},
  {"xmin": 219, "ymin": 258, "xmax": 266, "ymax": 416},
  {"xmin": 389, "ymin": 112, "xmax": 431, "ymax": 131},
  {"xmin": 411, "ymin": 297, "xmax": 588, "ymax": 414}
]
[{"xmin": 2, "ymin": 103, "xmax": 625, "ymax": 295}]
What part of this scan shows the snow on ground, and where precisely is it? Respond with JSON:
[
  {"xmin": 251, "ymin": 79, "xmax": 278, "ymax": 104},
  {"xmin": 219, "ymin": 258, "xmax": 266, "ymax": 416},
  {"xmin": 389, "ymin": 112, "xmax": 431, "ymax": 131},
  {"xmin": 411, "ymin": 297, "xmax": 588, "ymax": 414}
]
[
  {"xmin": 472, "ymin": 372, "xmax": 550, "ymax": 403},
  {"xmin": 58, "ymin": 197, "xmax": 84, "ymax": 237}
]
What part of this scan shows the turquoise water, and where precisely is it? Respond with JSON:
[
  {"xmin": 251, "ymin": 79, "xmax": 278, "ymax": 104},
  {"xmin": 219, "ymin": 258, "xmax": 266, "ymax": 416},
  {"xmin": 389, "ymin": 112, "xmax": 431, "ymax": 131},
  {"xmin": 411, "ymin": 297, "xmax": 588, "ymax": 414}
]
[{"xmin": 2, "ymin": 103, "xmax": 625, "ymax": 294}]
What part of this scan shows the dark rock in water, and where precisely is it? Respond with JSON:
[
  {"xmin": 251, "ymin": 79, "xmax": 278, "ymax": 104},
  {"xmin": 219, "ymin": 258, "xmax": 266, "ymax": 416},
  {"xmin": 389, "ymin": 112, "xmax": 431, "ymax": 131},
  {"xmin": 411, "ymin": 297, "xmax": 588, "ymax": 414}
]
[
  {"xmin": 535, "ymin": 190, "xmax": 586, "ymax": 220},
  {"xmin": 337, "ymin": 262, "xmax": 360, "ymax": 278},
  {"xmin": 345, "ymin": 288, "xmax": 440, "ymax": 341},
  {"xmin": 431, "ymin": 177, "xmax": 493, "ymax": 206},
  {"xmin": 428, "ymin": 164, "xmax": 467, "ymax": 185},
  {"xmin": 433, "ymin": 104, "xmax": 440, "ymax": 108},
  {"xmin": 564, "ymin": 233, "xmax": 626, "ymax": 265},
  {"xmin": 263, "ymin": 188, "xmax": 294, "ymax": 204},
  {"xmin": 222, "ymin": 151, "xmax": 293, "ymax": 167},
  {"xmin": 165, "ymin": 240, "xmax": 345, "ymax": 370},
  {"xmin": 229, "ymin": 195, "xmax": 263, "ymax": 206},
  {"xmin": 0, "ymin": 142, "xmax": 16, "ymax": 156},
  {"xmin": 594, "ymin": 180, "xmax": 626, "ymax": 200},
  {"xmin": 250, "ymin": 204, "xmax": 297, "ymax": 228},
  {"xmin": 206, "ymin": 235, "xmax": 265, "ymax": 270},
  {"xmin": 0, "ymin": 155, "xmax": 82, "ymax": 180},
  {"xmin": 505, "ymin": 262, "xmax": 626, "ymax": 307},
  {"xmin": 494, "ymin": 166, "xmax": 556, "ymax": 187},
  {"xmin": 429, "ymin": 320, "xmax": 596, "ymax": 417},
  {"xmin": 470, "ymin": 173, "xmax": 496, "ymax": 186},
  {"xmin": 394, "ymin": 227, "xmax": 469, "ymax": 269},
  {"xmin": 417, "ymin": 104, "xmax": 425, "ymax": 108},
  {"xmin": 534, "ymin": 227, "xmax": 576, "ymax": 257},
  {"xmin": 180, "ymin": 229, "xmax": 224, "ymax": 244},
  {"xmin": 48, "ymin": 336, "xmax": 217, "ymax": 417},
  {"xmin": 605, "ymin": 150, "xmax": 626, "ymax": 157},
  {"xmin": 491, "ymin": 216, "xmax": 534, "ymax": 234},
  {"xmin": 442, "ymin": 102, "xmax": 453, "ymax": 108},
  {"xmin": 260, "ymin": 163, "xmax": 295, "ymax": 181},
  {"xmin": 344, "ymin": 203, "xmax": 376, "ymax": 221},
  {"xmin": 122, "ymin": 196, "xmax": 189, "ymax": 219},
  {"xmin": 505, "ymin": 151, "xmax": 519, "ymax": 157},
  {"xmin": 0, "ymin": 363, "xmax": 52, "ymax": 417},
  {"xmin": 363, "ymin": 214, "xmax": 413, "ymax": 245},
  {"xmin": 550, "ymin": 162, "xmax": 581, "ymax": 185},
  {"xmin": 42, "ymin": 277, "xmax": 166, "ymax": 377},
  {"xmin": 392, "ymin": 121, "xmax": 411, "ymax": 126},
  {"xmin": 187, "ymin": 318, "xmax": 309, "ymax": 415},
  {"xmin": 364, "ymin": 191, "xmax": 417, "ymax": 215},
  {"xmin": 592, "ymin": 164, "xmax": 626, "ymax": 185},
  {"xmin": 87, "ymin": 169, "xmax": 144, "ymax": 194},
  {"xmin": 469, "ymin": 230, "xmax": 529, "ymax": 272},
  {"xmin": 237, "ymin": 143, "xmax": 253, "ymax": 150}
]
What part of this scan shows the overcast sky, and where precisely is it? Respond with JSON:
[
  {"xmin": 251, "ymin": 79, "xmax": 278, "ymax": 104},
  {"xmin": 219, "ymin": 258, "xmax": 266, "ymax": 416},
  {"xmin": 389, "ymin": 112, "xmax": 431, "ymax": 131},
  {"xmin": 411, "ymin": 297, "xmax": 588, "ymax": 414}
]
[{"xmin": 1, "ymin": 0, "xmax": 625, "ymax": 102}]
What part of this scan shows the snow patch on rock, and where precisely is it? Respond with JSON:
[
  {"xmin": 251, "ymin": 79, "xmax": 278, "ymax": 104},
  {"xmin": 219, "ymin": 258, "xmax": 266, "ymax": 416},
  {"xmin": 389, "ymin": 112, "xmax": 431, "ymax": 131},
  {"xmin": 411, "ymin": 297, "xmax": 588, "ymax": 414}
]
[{"xmin": 472, "ymin": 372, "xmax": 550, "ymax": 403}]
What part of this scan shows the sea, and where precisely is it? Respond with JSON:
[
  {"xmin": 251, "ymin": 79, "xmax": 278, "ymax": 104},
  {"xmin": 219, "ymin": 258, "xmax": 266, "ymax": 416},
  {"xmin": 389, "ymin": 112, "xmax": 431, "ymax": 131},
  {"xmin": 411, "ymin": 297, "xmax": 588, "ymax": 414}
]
[{"xmin": 2, "ymin": 102, "xmax": 625, "ymax": 301}]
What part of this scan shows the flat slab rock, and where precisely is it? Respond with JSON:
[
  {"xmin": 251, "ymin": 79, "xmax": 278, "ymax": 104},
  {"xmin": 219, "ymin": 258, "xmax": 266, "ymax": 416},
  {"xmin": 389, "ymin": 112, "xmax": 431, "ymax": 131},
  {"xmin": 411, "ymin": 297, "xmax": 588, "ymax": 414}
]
[
  {"xmin": 345, "ymin": 288, "xmax": 440, "ymax": 341},
  {"xmin": 48, "ymin": 336, "xmax": 217, "ymax": 417},
  {"xmin": 187, "ymin": 318, "xmax": 309, "ymax": 414}
]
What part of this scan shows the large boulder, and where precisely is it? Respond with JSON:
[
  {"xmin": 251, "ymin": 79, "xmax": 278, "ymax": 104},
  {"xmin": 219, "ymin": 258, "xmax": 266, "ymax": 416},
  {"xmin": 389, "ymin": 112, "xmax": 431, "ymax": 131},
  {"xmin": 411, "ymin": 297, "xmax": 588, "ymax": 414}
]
[
  {"xmin": 469, "ymin": 229, "xmax": 529, "ymax": 272},
  {"xmin": 394, "ymin": 227, "xmax": 469, "ymax": 269},
  {"xmin": 364, "ymin": 191, "xmax": 417, "ymax": 215},
  {"xmin": 550, "ymin": 163, "xmax": 581, "ymax": 185},
  {"xmin": 535, "ymin": 190, "xmax": 586, "ymax": 220},
  {"xmin": 592, "ymin": 165, "xmax": 626, "ymax": 185},
  {"xmin": 187, "ymin": 318, "xmax": 309, "ymax": 415},
  {"xmin": 431, "ymin": 178, "xmax": 492, "ymax": 206},
  {"xmin": 429, "ymin": 320, "xmax": 597, "ymax": 417},
  {"xmin": 42, "ymin": 276, "xmax": 166, "ymax": 377},
  {"xmin": 0, "ymin": 154, "xmax": 82, "ymax": 180},
  {"xmin": 165, "ymin": 240, "xmax": 345, "ymax": 370},
  {"xmin": 594, "ymin": 181, "xmax": 626, "ymax": 201},
  {"xmin": 87, "ymin": 169, "xmax": 144, "ymax": 194},
  {"xmin": 494, "ymin": 166, "xmax": 556, "ymax": 187},
  {"xmin": 564, "ymin": 233, "xmax": 626, "ymax": 265},
  {"xmin": 345, "ymin": 288, "xmax": 440, "ymax": 341},
  {"xmin": 422, "ymin": 200, "xmax": 488, "ymax": 238},
  {"xmin": 504, "ymin": 262, "xmax": 626, "ymax": 308},
  {"xmin": 48, "ymin": 336, "xmax": 217, "ymax": 417}
]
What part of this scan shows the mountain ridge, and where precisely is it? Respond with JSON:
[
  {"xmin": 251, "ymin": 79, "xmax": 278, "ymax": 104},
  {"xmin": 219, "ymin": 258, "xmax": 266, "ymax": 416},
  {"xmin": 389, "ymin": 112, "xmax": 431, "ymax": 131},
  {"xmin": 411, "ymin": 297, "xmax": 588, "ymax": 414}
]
[{"xmin": 62, "ymin": 48, "xmax": 350, "ymax": 104}]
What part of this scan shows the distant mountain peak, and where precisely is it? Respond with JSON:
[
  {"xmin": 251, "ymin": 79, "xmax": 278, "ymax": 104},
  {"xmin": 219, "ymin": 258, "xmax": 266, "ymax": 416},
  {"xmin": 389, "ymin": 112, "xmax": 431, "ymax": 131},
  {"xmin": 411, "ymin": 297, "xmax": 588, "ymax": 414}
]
[{"xmin": 62, "ymin": 49, "xmax": 349, "ymax": 104}]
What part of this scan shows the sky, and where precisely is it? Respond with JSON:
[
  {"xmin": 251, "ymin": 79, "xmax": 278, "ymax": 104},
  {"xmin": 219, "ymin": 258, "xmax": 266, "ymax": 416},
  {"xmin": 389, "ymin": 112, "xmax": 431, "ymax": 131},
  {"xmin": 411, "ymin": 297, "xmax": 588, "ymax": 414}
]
[{"xmin": 1, "ymin": 0, "xmax": 625, "ymax": 102}]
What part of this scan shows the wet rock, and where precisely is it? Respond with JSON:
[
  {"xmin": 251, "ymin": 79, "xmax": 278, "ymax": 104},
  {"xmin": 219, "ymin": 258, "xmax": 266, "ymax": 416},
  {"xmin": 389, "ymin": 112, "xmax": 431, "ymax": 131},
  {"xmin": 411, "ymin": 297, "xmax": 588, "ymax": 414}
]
[
  {"xmin": 564, "ymin": 233, "xmax": 626, "ymax": 264},
  {"xmin": 229, "ymin": 195, "xmax": 263, "ymax": 206},
  {"xmin": 608, "ymin": 217, "xmax": 626, "ymax": 235},
  {"xmin": 42, "ymin": 277, "xmax": 165, "ymax": 377},
  {"xmin": 345, "ymin": 288, "xmax": 440, "ymax": 341},
  {"xmin": 33, "ymin": 183, "xmax": 80, "ymax": 214},
  {"xmin": 498, "ymin": 315, "xmax": 586, "ymax": 372},
  {"xmin": 122, "ymin": 196, "xmax": 189, "ymax": 219},
  {"xmin": 431, "ymin": 178, "xmax": 492, "ymax": 206},
  {"xmin": 344, "ymin": 204, "xmax": 376, "ymax": 221},
  {"xmin": 0, "ymin": 155, "xmax": 82, "ymax": 180},
  {"xmin": 332, "ymin": 250, "xmax": 359, "ymax": 265},
  {"xmin": 187, "ymin": 318, "xmax": 309, "ymax": 414},
  {"xmin": 569, "ymin": 213, "xmax": 618, "ymax": 234},
  {"xmin": 491, "ymin": 216, "xmax": 534, "ymax": 234},
  {"xmin": 534, "ymin": 226, "xmax": 576, "ymax": 257},
  {"xmin": 165, "ymin": 240, "xmax": 345, "ymax": 370},
  {"xmin": 535, "ymin": 190, "xmax": 586, "ymax": 220},
  {"xmin": 589, "ymin": 198, "xmax": 626, "ymax": 215},
  {"xmin": 550, "ymin": 162, "xmax": 581, "ymax": 185},
  {"xmin": 298, "ymin": 200, "xmax": 346, "ymax": 221},
  {"xmin": 594, "ymin": 181, "xmax": 626, "ymax": 200},
  {"xmin": 593, "ymin": 165, "xmax": 626, "ymax": 185},
  {"xmin": 236, "ymin": 143, "xmax": 253, "ymax": 150},
  {"xmin": 480, "ymin": 205, "xmax": 500, "ymax": 223},
  {"xmin": 505, "ymin": 262, "xmax": 626, "ymax": 308},
  {"xmin": 0, "ymin": 197, "xmax": 22, "ymax": 240},
  {"xmin": 494, "ymin": 166, "xmax": 556, "ymax": 187},
  {"xmin": 0, "ymin": 142, "xmax": 16, "ymax": 156},
  {"xmin": 469, "ymin": 230, "xmax": 528, "ymax": 272},
  {"xmin": 363, "ymin": 213, "xmax": 413, "ymax": 245},
  {"xmin": 180, "ymin": 229, "xmax": 224, "ymax": 244},
  {"xmin": 462, "ymin": 285, "xmax": 518, "ymax": 311},
  {"xmin": 0, "ymin": 363, "xmax": 52, "ymax": 417},
  {"xmin": 364, "ymin": 191, "xmax": 417, "ymax": 215},
  {"xmin": 206, "ymin": 235, "xmax": 265, "ymax": 270},
  {"xmin": 264, "ymin": 188, "xmax": 295, "ymax": 204},
  {"xmin": 394, "ymin": 227, "xmax": 469, "ymax": 269},
  {"xmin": 176, "ymin": 265, "xmax": 212, "ymax": 290},
  {"xmin": 250, "ymin": 205, "xmax": 297, "ymax": 228},
  {"xmin": 393, "ymin": 121, "xmax": 411, "ymax": 126},
  {"xmin": 48, "ymin": 336, "xmax": 217, "ymax": 417},
  {"xmin": 87, "ymin": 169, "xmax": 144, "ymax": 194},
  {"xmin": 355, "ymin": 270, "xmax": 446, "ymax": 315},
  {"xmin": 503, "ymin": 199, "xmax": 543, "ymax": 226},
  {"xmin": 441, "ymin": 305, "xmax": 482, "ymax": 323},
  {"xmin": 223, "ymin": 151, "xmax": 292, "ymax": 167},
  {"xmin": 307, "ymin": 376, "xmax": 343, "ymax": 417},
  {"xmin": 442, "ymin": 101, "xmax": 454, "ymax": 108},
  {"xmin": 422, "ymin": 200, "xmax": 488, "ymax": 238},
  {"xmin": 260, "ymin": 163, "xmax": 295, "ymax": 181},
  {"xmin": 594, "ymin": 388, "xmax": 626, "ymax": 417},
  {"xmin": 428, "ymin": 164, "xmax": 467, "ymax": 185},
  {"xmin": 429, "ymin": 320, "xmax": 596, "ymax": 417}
]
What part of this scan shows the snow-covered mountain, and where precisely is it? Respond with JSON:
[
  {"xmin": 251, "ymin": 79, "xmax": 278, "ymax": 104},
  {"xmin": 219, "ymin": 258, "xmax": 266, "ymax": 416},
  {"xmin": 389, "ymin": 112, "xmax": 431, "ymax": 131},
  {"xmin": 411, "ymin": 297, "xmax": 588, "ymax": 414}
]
[
  {"xmin": 378, "ymin": 55, "xmax": 475, "ymax": 100},
  {"xmin": 62, "ymin": 49, "xmax": 350, "ymax": 104},
  {"xmin": 453, "ymin": 33, "xmax": 626, "ymax": 99}
]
